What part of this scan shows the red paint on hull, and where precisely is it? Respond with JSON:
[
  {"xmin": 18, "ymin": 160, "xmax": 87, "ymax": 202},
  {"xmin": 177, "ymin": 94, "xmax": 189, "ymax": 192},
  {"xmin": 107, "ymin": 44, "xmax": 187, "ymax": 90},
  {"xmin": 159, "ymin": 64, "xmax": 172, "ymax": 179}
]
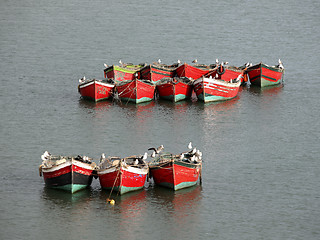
[
  {"xmin": 99, "ymin": 169, "xmax": 147, "ymax": 189},
  {"xmin": 175, "ymin": 63, "xmax": 209, "ymax": 80},
  {"xmin": 43, "ymin": 163, "xmax": 93, "ymax": 180},
  {"xmin": 193, "ymin": 69, "xmax": 242, "ymax": 102},
  {"xmin": 150, "ymin": 161, "xmax": 201, "ymax": 190},
  {"xmin": 115, "ymin": 79, "xmax": 155, "ymax": 103},
  {"xmin": 139, "ymin": 65, "xmax": 176, "ymax": 82},
  {"xmin": 246, "ymin": 63, "xmax": 284, "ymax": 87},
  {"xmin": 104, "ymin": 65, "xmax": 142, "ymax": 81},
  {"xmin": 156, "ymin": 78, "xmax": 193, "ymax": 101},
  {"xmin": 78, "ymin": 79, "xmax": 114, "ymax": 102}
]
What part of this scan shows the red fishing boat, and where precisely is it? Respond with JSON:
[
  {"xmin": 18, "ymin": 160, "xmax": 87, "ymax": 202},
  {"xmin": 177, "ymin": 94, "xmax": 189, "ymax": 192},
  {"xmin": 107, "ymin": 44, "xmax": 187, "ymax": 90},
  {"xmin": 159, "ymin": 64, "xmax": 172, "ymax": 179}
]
[
  {"xmin": 97, "ymin": 154, "xmax": 149, "ymax": 195},
  {"xmin": 175, "ymin": 63, "xmax": 210, "ymax": 80},
  {"xmin": 39, "ymin": 152, "xmax": 96, "ymax": 193},
  {"xmin": 245, "ymin": 60, "xmax": 284, "ymax": 87},
  {"xmin": 148, "ymin": 144, "xmax": 202, "ymax": 191},
  {"xmin": 139, "ymin": 63, "xmax": 177, "ymax": 83},
  {"xmin": 104, "ymin": 63, "xmax": 144, "ymax": 81},
  {"xmin": 156, "ymin": 77, "xmax": 194, "ymax": 102},
  {"xmin": 115, "ymin": 79, "xmax": 156, "ymax": 104},
  {"xmin": 78, "ymin": 78, "xmax": 114, "ymax": 102},
  {"xmin": 193, "ymin": 64, "xmax": 243, "ymax": 102}
]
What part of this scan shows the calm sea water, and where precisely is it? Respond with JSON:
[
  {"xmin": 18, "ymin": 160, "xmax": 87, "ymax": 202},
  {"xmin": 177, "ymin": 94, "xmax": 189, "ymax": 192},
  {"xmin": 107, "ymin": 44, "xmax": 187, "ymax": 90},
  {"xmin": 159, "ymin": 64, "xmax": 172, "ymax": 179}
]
[{"xmin": 1, "ymin": 0, "xmax": 319, "ymax": 239}]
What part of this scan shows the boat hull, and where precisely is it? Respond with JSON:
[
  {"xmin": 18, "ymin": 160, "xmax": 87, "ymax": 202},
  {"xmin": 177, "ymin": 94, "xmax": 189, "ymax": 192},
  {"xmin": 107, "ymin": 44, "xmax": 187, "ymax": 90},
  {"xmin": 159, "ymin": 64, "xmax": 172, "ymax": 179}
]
[
  {"xmin": 78, "ymin": 79, "xmax": 114, "ymax": 102},
  {"xmin": 41, "ymin": 160, "xmax": 94, "ymax": 193},
  {"xmin": 104, "ymin": 65, "xmax": 142, "ymax": 81},
  {"xmin": 175, "ymin": 63, "xmax": 209, "ymax": 80},
  {"xmin": 156, "ymin": 79, "xmax": 193, "ymax": 102},
  {"xmin": 193, "ymin": 76, "xmax": 241, "ymax": 102},
  {"xmin": 246, "ymin": 63, "xmax": 284, "ymax": 87},
  {"xmin": 115, "ymin": 79, "xmax": 155, "ymax": 104},
  {"xmin": 139, "ymin": 64, "xmax": 176, "ymax": 83},
  {"xmin": 98, "ymin": 165, "xmax": 148, "ymax": 195},
  {"xmin": 150, "ymin": 160, "xmax": 201, "ymax": 191}
]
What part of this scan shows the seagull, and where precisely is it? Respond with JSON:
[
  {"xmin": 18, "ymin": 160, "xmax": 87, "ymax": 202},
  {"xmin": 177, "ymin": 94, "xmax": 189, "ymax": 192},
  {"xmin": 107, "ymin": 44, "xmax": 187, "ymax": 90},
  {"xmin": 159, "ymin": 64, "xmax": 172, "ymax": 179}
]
[
  {"xmin": 191, "ymin": 147, "xmax": 197, "ymax": 155},
  {"xmin": 215, "ymin": 59, "xmax": 219, "ymax": 64},
  {"xmin": 134, "ymin": 158, "xmax": 139, "ymax": 165},
  {"xmin": 177, "ymin": 59, "xmax": 181, "ymax": 64},
  {"xmin": 79, "ymin": 76, "xmax": 86, "ymax": 83},
  {"xmin": 192, "ymin": 59, "xmax": 198, "ymax": 63},
  {"xmin": 191, "ymin": 155, "xmax": 196, "ymax": 162},
  {"xmin": 148, "ymin": 145, "xmax": 164, "ymax": 155},
  {"xmin": 100, "ymin": 153, "xmax": 106, "ymax": 163},
  {"xmin": 104, "ymin": 63, "xmax": 108, "ymax": 68},
  {"xmin": 278, "ymin": 59, "xmax": 284, "ymax": 69},
  {"xmin": 157, "ymin": 145, "xmax": 164, "ymax": 153},
  {"xmin": 188, "ymin": 142, "xmax": 192, "ymax": 150},
  {"xmin": 41, "ymin": 151, "xmax": 50, "ymax": 161},
  {"xmin": 151, "ymin": 151, "xmax": 156, "ymax": 158},
  {"xmin": 158, "ymin": 59, "xmax": 161, "ymax": 64},
  {"xmin": 180, "ymin": 153, "xmax": 185, "ymax": 160},
  {"xmin": 119, "ymin": 60, "xmax": 123, "ymax": 65},
  {"xmin": 142, "ymin": 152, "xmax": 148, "ymax": 160}
]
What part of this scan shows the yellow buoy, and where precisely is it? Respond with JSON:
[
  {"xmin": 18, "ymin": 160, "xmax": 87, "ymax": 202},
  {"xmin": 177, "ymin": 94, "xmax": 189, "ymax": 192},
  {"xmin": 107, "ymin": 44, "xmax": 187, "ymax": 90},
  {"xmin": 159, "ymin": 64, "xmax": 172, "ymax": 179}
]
[{"xmin": 107, "ymin": 198, "xmax": 115, "ymax": 205}]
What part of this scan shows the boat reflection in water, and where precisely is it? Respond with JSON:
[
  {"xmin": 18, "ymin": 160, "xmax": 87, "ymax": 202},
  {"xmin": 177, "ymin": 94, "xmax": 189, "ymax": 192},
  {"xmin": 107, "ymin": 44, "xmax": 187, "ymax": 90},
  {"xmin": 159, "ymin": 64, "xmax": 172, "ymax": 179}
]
[
  {"xmin": 41, "ymin": 187, "xmax": 93, "ymax": 207},
  {"xmin": 148, "ymin": 185, "xmax": 203, "ymax": 238},
  {"xmin": 249, "ymin": 84, "xmax": 283, "ymax": 96}
]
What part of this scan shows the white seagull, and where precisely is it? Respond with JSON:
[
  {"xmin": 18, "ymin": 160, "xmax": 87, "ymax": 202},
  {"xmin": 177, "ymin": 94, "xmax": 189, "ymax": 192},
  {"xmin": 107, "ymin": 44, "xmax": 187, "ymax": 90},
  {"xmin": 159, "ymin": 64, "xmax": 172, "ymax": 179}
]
[
  {"xmin": 158, "ymin": 59, "xmax": 161, "ymax": 64},
  {"xmin": 142, "ymin": 152, "xmax": 148, "ymax": 160},
  {"xmin": 192, "ymin": 59, "xmax": 198, "ymax": 63},
  {"xmin": 104, "ymin": 63, "xmax": 108, "ymax": 68},
  {"xmin": 278, "ymin": 59, "xmax": 284, "ymax": 69},
  {"xmin": 188, "ymin": 142, "xmax": 192, "ymax": 150}
]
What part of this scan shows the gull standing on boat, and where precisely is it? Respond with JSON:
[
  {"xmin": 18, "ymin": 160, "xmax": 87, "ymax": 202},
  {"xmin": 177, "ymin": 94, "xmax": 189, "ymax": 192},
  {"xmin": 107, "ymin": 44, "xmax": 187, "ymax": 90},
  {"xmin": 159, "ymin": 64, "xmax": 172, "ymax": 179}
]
[
  {"xmin": 188, "ymin": 142, "xmax": 193, "ymax": 150},
  {"xmin": 278, "ymin": 59, "xmax": 284, "ymax": 69}
]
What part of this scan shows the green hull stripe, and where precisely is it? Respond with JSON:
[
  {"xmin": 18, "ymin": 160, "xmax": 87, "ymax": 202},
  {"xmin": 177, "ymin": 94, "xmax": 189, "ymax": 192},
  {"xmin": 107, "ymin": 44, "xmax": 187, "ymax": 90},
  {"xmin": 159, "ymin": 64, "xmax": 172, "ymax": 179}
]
[
  {"xmin": 51, "ymin": 184, "xmax": 88, "ymax": 194},
  {"xmin": 175, "ymin": 181, "xmax": 198, "ymax": 191},
  {"xmin": 102, "ymin": 186, "xmax": 143, "ymax": 195},
  {"xmin": 198, "ymin": 93, "xmax": 231, "ymax": 102},
  {"xmin": 120, "ymin": 97, "xmax": 153, "ymax": 104}
]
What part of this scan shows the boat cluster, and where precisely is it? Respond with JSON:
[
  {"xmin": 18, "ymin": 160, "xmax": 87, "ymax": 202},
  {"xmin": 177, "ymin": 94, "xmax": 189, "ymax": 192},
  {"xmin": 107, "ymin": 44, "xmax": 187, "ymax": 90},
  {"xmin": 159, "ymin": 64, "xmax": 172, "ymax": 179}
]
[
  {"xmin": 78, "ymin": 59, "xmax": 285, "ymax": 103},
  {"xmin": 39, "ymin": 142, "xmax": 203, "ymax": 195}
]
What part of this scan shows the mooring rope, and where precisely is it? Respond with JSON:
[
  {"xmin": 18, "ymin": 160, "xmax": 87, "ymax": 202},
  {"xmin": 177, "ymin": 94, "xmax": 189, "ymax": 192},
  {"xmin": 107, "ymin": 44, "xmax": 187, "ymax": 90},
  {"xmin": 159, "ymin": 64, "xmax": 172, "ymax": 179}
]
[{"xmin": 108, "ymin": 165, "xmax": 121, "ymax": 200}]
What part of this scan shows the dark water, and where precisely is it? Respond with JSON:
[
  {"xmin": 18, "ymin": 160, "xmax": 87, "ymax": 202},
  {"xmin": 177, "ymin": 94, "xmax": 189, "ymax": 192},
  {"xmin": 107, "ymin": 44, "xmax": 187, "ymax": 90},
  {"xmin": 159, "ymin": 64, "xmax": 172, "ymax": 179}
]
[{"xmin": 1, "ymin": 0, "xmax": 319, "ymax": 239}]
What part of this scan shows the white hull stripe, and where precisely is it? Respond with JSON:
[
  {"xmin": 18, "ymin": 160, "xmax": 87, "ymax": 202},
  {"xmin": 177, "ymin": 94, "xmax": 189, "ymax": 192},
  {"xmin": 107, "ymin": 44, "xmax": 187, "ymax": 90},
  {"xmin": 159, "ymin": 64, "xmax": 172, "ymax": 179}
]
[
  {"xmin": 42, "ymin": 160, "xmax": 94, "ymax": 173},
  {"xmin": 98, "ymin": 166, "xmax": 148, "ymax": 175},
  {"xmin": 79, "ymin": 80, "xmax": 114, "ymax": 89}
]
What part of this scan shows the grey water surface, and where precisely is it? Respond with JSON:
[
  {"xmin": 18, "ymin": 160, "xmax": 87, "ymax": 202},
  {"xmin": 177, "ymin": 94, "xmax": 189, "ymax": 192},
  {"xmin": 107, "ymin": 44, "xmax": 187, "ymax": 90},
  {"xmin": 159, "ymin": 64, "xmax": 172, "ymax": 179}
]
[{"xmin": 1, "ymin": 0, "xmax": 319, "ymax": 239}]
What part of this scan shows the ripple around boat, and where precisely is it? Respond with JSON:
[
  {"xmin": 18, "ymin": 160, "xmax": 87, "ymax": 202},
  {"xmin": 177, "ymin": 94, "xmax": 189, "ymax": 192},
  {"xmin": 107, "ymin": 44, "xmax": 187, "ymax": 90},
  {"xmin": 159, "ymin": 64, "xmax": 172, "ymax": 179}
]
[{"xmin": 39, "ymin": 152, "xmax": 97, "ymax": 194}]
